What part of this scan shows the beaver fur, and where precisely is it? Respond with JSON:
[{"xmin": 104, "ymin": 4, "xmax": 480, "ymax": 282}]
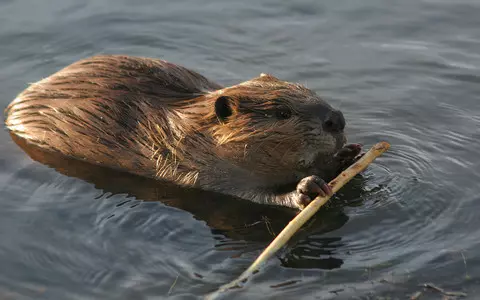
[{"xmin": 5, "ymin": 55, "xmax": 361, "ymax": 209}]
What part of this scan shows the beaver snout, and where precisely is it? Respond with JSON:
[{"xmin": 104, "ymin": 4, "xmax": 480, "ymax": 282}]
[{"xmin": 323, "ymin": 110, "xmax": 345, "ymax": 133}]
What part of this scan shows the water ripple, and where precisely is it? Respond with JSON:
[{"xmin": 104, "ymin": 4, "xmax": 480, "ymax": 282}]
[{"xmin": 1, "ymin": 0, "xmax": 480, "ymax": 298}]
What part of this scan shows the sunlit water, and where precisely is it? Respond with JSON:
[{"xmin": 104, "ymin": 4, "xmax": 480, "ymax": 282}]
[{"xmin": 1, "ymin": 1, "xmax": 480, "ymax": 299}]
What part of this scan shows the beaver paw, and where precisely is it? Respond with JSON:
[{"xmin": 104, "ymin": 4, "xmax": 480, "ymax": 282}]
[
  {"xmin": 293, "ymin": 175, "xmax": 333, "ymax": 209},
  {"xmin": 334, "ymin": 143, "xmax": 363, "ymax": 171}
]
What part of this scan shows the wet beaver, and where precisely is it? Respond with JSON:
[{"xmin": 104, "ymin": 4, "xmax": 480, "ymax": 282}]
[{"xmin": 5, "ymin": 55, "xmax": 361, "ymax": 209}]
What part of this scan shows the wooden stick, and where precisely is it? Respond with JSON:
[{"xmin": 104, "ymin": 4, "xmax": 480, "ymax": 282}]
[{"xmin": 207, "ymin": 142, "xmax": 390, "ymax": 299}]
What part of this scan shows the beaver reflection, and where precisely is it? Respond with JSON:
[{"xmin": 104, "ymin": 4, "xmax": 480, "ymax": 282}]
[{"xmin": 11, "ymin": 133, "xmax": 369, "ymax": 270}]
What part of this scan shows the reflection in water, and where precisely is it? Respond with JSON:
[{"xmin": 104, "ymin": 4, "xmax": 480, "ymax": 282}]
[
  {"xmin": 11, "ymin": 133, "xmax": 372, "ymax": 271},
  {"xmin": 2, "ymin": 1, "xmax": 480, "ymax": 297}
]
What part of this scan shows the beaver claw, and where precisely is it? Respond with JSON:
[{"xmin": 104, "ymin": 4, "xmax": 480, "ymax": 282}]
[
  {"xmin": 334, "ymin": 143, "xmax": 364, "ymax": 171},
  {"xmin": 293, "ymin": 175, "xmax": 333, "ymax": 209},
  {"xmin": 335, "ymin": 143, "xmax": 362, "ymax": 159}
]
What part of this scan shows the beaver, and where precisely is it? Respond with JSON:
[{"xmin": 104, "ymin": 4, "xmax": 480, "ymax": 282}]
[{"xmin": 4, "ymin": 55, "xmax": 362, "ymax": 210}]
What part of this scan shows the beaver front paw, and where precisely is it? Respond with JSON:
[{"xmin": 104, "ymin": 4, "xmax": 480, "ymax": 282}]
[
  {"xmin": 293, "ymin": 175, "xmax": 333, "ymax": 209},
  {"xmin": 334, "ymin": 143, "xmax": 364, "ymax": 171}
]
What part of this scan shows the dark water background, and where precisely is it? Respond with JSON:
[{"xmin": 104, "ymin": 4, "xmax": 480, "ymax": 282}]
[{"xmin": 1, "ymin": 0, "xmax": 480, "ymax": 299}]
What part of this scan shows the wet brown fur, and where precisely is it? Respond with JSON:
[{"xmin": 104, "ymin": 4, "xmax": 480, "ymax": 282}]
[{"xmin": 5, "ymin": 55, "xmax": 346, "ymax": 208}]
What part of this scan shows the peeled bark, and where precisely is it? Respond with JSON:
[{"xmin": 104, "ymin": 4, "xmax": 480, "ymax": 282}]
[{"xmin": 208, "ymin": 141, "xmax": 391, "ymax": 298}]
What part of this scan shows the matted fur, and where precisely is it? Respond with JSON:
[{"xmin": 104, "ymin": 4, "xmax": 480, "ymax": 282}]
[{"xmin": 5, "ymin": 55, "xmax": 347, "ymax": 208}]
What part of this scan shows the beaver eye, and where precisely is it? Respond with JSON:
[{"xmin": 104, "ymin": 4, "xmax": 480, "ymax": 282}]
[{"xmin": 275, "ymin": 106, "xmax": 292, "ymax": 120}]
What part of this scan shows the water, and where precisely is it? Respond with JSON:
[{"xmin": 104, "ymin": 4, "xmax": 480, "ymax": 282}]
[{"xmin": 1, "ymin": 0, "xmax": 480, "ymax": 299}]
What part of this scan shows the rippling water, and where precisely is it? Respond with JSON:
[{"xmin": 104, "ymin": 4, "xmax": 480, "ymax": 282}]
[{"xmin": 1, "ymin": 0, "xmax": 480, "ymax": 299}]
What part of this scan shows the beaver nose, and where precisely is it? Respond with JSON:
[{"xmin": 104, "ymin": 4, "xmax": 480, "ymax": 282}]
[{"xmin": 323, "ymin": 110, "xmax": 345, "ymax": 133}]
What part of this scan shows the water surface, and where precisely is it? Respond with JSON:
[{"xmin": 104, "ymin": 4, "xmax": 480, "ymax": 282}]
[{"xmin": 1, "ymin": 0, "xmax": 480, "ymax": 299}]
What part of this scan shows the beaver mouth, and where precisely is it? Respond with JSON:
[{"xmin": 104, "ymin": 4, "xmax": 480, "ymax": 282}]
[
  {"xmin": 295, "ymin": 136, "xmax": 343, "ymax": 170},
  {"xmin": 331, "ymin": 133, "xmax": 348, "ymax": 156},
  {"xmin": 300, "ymin": 133, "xmax": 347, "ymax": 169}
]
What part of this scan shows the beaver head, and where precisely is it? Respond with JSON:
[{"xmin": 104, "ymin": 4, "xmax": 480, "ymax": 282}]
[{"xmin": 188, "ymin": 73, "xmax": 347, "ymax": 183}]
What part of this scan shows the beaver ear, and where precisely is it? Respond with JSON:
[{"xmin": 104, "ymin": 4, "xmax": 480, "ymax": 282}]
[
  {"xmin": 215, "ymin": 96, "xmax": 234, "ymax": 122},
  {"xmin": 258, "ymin": 73, "xmax": 281, "ymax": 82}
]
